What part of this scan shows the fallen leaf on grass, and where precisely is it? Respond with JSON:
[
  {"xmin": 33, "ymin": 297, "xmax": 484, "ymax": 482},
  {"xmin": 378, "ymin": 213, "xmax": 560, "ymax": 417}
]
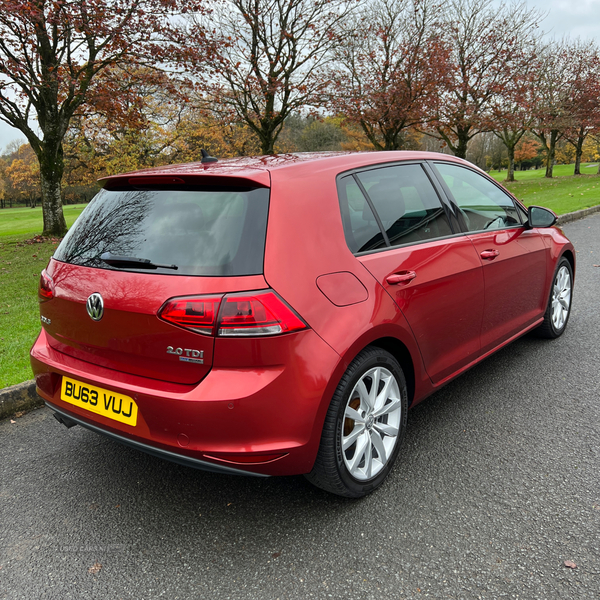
[
  {"xmin": 88, "ymin": 562, "xmax": 102, "ymax": 574},
  {"xmin": 564, "ymin": 560, "xmax": 577, "ymax": 569}
]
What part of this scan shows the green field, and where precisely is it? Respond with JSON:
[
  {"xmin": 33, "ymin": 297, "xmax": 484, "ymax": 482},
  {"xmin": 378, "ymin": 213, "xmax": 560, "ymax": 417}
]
[
  {"xmin": 0, "ymin": 204, "xmax": 87, "ymax": 388},
  {"xmin": 488, "ymin": 163, "xmax": 600, "ymax": 215},
  {"xmin": 0, "ymin": 234, "xmax": 59, "ymax": 388},
  {"xmin": 0, "ymin": 204, "xmax": 87, "ymax": 237}
]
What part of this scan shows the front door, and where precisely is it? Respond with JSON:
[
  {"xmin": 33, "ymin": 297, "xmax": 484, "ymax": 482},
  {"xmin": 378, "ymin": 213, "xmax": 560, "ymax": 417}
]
[{"xmin": 432, "ymin": 162, "xmax": 547, "ymax": 353}]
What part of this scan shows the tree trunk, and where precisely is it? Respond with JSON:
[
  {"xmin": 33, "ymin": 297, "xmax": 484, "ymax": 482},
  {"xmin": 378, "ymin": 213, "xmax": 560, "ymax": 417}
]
[
  {"xmin": 506, "ymin": 144, "xmax": 515, "ymax": 182},
  {"xmin": 435, "ymin": 126, "xmax": 471, "ymax": 159},
  {"xmin": 544, "ymin": 130, "xmax": 559, "ymax": 178},
  {"xmin": 453, "ymin": 128, "xmax": 469, "ymax": 159},
  {"xmin": 260, "ymin": 134, "xmax": 275, "ymax": 155},
  {"xmin": 573, "ymin": 127, "xmax": 585, "ymax": 175},
  {"xmin": 39, "ymin": 147, "xmax": 67, "ymax": 236}
]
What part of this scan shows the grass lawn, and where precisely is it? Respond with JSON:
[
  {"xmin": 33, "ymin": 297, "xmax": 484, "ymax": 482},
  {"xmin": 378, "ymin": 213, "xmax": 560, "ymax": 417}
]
[
  {"xmin": 0, "ymin": 204, "xmax": 86, "ymax": 387},
  {"xmin": 0, "ymin": 204, "xmax": 87, "ymax": 237},
  {"xmin": 488, "ymin": 163, "xmax": 600, "ymax": 215},
  {"xmin": 0, "ymin": 235, "xmax": 60, "ymax": 388}
]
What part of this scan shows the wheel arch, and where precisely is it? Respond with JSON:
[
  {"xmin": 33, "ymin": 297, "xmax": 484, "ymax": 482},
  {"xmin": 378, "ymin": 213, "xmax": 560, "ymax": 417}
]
[
  {"xmin": 561, "ymin": 249, "xmax": 575, "ymax": 278},
  {"xmin": 367, "ymin": 337, "xmax": 416, "ymax": 407}
]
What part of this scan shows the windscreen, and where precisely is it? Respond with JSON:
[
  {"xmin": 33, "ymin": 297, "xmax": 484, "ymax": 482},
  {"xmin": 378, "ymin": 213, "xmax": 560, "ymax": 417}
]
[{"xmin": 54, "ymin": 186, "xmax": 270, "ymax": 276}]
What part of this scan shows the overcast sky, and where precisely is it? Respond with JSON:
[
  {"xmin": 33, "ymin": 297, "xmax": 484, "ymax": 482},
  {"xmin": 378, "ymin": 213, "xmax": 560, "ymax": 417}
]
[{"xmin": 1, "ymin": 0, "xmax": 599, "ymax": 153}]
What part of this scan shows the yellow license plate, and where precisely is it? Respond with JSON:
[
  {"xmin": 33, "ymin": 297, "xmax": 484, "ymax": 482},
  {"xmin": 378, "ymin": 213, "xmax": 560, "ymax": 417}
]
[{"xmin": 60, "ymin": 377, "xmax": 138, "ymax": 427}]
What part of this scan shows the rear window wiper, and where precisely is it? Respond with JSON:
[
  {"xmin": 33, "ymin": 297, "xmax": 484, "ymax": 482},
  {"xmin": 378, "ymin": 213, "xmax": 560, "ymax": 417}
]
[{"xmin": 100, "ymin": 252, "xmax": 178, "ymax": 270}]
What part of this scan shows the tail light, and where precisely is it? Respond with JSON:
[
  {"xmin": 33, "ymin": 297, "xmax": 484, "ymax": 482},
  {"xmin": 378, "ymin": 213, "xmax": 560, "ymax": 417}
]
[
  {"xmin": 157, "ymin": 295, "xmax": 221, "ymax": 335},
  {"xmin": 158, "ymin": 290, "xmax": 307, "ymax": 337},
  {"xmin": 39, "ymin": 269, "xmax": 55, "ymax": 301}
]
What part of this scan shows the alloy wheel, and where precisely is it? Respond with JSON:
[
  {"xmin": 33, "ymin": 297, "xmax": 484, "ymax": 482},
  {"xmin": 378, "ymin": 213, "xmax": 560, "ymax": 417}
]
[{"xmin": 341, "ymin": 366, "xmax": 402, "ymax": 481}]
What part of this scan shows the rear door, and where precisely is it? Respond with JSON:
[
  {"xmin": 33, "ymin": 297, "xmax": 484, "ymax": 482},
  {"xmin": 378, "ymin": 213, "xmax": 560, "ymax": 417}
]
[
  {"xmin": 339, "ymin": 163, "xmax": 485, "ymax": 384},
  {"xmin": 431, "ymin": 162, "xmax": 547, "ymax": 353}
]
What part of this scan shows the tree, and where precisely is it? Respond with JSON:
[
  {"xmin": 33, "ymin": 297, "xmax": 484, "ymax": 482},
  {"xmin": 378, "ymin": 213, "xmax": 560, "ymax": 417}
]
[
  {"xmin": 64, "ymin": 66, "xmax": 190, "ymax": 185},
  {"xmin": 488, "ymin": 39, "xmax": 540, "ymax": 181},
  {"xmin": 432, "ymin": 0, "xmax": 542, "ymax": 159},
  {"xmin": 0, "ymin": 0, "xmax": 209, "ymax": 236},
  {"xmin": 563, "ymin": 41, "xmax": 600, "ymax": 175},
  {"xmin": 0, "ymin": 157, "xmax": 7, "ymax": 208},
  {"xmin": 192, "ymin": 0, "xmax": 357, "ymax": 155},
  {"xmin": 531, "ymin": 41, "xmax": 580, "ymax": 178},
  {"xmin": 6, "ymin": 155, "xmax": 41, "ymax": 207},
  {"xmin": 514, "ymin": 136, "xmax": 541, "ymax": 170},
  {"xmin": 2, "ymin": 142, "xmax": 40, "ymax": 206},
  {"xmin": 333, "ymin": 0, "xmax": 450, "ymax": 151},
  {"xmin": 169, "ymin": 109, "xmax": 261, "ymax": 161}
]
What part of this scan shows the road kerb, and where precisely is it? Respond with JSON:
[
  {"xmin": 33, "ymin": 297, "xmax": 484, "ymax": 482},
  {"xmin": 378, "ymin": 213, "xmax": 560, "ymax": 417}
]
[
  {"xmin": 0, "ymin": 380, "xmax": 42, "ymax": 421},
  {"xmin": 557, "ymin": 204, "xmax": 600, "ymax": 225}
]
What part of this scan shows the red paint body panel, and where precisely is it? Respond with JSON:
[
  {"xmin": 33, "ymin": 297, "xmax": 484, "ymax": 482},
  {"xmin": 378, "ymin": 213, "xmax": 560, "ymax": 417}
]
[
  {"xmin": 359, "ymin": 236, "xmax": 484, "ymax": 384},
  {"xmin": 316, "ymin": 272, "xmax": 369, "ymax": 306},
  {"xmin": 32, "ymin": 326, "xmax": 341, "ymax": 476},
  {"xmin": 31, "ymin": 151, "xmax": 576, "ymax": 478},
  {"xmin": 41, "ymin": 258, "xmax": 267, "ymax": 385},
  {"xmin": 467, "ymin": 228, "xmax": 548, "ymax": 353}
]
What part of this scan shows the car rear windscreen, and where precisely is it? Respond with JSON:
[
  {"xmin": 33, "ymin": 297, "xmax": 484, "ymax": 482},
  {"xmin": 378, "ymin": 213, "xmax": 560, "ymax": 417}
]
[{"xmin": 54, "ymin": 186, "xmax": 270, "ymax": 276}]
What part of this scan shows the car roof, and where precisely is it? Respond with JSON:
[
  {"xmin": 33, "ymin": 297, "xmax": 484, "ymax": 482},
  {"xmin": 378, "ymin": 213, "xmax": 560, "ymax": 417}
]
[{"xmin": 100, "ymin": 151, "xmax": 474, "ymax": 188}]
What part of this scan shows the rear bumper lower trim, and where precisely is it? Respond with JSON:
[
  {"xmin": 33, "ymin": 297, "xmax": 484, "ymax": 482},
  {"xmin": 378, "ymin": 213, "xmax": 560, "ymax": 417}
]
[{"xmin": 46, "ymin": 402, "xmax": 269, "ymax": 478}]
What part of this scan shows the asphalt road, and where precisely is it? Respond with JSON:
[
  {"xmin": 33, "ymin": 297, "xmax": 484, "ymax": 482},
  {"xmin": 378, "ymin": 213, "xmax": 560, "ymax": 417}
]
[{"xmin": 1, "ymin": 214, "xmax": 599, "ymax": 600}]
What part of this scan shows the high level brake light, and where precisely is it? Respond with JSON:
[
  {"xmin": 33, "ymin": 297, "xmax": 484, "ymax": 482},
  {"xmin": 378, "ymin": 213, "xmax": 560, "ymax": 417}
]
[{"xmin": 158, "ymin": 290, "xmax": 307, "ymax": 337}]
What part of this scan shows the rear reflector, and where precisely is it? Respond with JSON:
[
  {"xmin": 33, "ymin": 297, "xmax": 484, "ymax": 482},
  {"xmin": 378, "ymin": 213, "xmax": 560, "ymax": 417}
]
[
  {"xmin": 158, "ymin": 290, "xmax": 307, "ymax": 337},
  {"xmin": 203, "ymin": 452, "xmax": 288, "ymax": 465},
  {"xmin": 39, "ymin": 269, "xmax": 54, "ymax": 301}
]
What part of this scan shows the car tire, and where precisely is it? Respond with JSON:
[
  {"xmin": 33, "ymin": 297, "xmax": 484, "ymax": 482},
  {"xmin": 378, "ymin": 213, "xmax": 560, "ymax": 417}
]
[
  {"xmin": 305, "ymin": 346, "xmax": 408, "ymax": 498},
  {"xmin": 536, "ymin": 256, "xmax": 573, "ymax": 339}
]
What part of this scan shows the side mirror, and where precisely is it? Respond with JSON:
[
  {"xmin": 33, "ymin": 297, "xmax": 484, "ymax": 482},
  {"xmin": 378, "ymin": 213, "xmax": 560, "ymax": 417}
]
[{"xmin": 528, "ymin": 205, "xmax": 557, "ymax": 228}]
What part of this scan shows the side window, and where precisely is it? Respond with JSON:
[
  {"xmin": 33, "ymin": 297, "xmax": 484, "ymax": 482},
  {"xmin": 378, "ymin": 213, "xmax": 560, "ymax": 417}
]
[
  {"xmin": 337, "ymin": 175, "xmax": 387, "ymax": 253},
  {"xmin": 355, "ymin": 164, "xmax": 453, "ymax": 247},
  {"xmin": 434, "ymin": 163, "xmax": 521, "ymax": 232}
]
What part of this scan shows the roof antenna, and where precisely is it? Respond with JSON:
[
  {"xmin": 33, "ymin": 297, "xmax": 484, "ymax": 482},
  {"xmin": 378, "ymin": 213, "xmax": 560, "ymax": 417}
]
[{"xmin": 201, "ymin": 149, "xmax": 218, "ymax": 164}]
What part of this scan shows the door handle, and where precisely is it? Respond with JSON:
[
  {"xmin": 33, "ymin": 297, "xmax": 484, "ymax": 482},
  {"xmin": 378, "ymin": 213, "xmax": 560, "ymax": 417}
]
[
  {"xmin": 480, "ymin": 249, "xmax": 500, "ymax": 260},
  {"xmin": 386, "ymin": 271, "xmax": 417, "ymax": 285}
]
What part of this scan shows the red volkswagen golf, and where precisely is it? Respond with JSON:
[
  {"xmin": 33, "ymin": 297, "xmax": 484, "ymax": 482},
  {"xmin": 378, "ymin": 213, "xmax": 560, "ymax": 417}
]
[{"xmin": 31, "ymin": 152, "xmax": 574, "ymax": 497}]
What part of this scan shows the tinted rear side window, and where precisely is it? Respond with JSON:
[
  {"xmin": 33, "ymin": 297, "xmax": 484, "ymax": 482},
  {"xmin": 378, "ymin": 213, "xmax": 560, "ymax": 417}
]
[
  {"xmin": 54, "ymin": 187, "xmax": 269, "ymax": 276},
  {"xmin": 337, "ymin": 175, "xmax": 387, "ymax": 253},
  {"xmin": 356, "ymin": 164, "xmax": 453, "ymax": 246}
]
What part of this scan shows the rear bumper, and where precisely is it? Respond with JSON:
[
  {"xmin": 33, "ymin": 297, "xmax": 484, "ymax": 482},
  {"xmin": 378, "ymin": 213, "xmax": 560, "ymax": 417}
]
[
  {"xmin": 48, "ymin": 402, "xmax": 268, "ymax": 476},
  {"xmin": 31, "ymin": 328, "xmax": 343, "ymax": 476}
]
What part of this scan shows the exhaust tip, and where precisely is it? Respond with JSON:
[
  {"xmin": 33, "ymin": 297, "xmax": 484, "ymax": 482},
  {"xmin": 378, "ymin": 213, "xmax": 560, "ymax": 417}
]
[{"xmin": 53, "ymin": 412, "xmax": 78, "ymax": 429}]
